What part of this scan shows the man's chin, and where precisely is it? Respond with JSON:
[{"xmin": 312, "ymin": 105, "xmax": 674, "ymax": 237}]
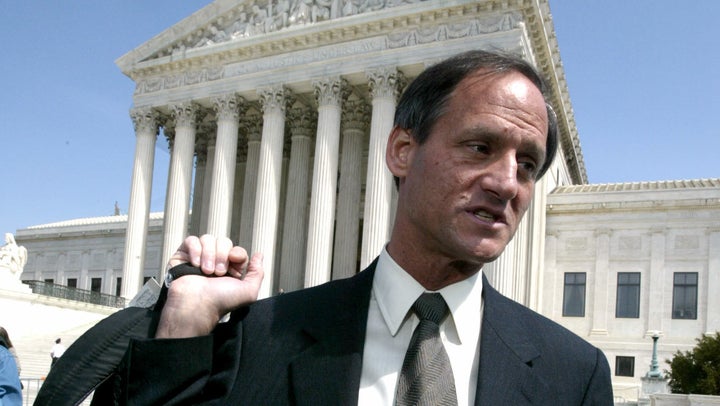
[{"xmin": 470, "ymin": 244, "xmax": 507, "ymax": 264}]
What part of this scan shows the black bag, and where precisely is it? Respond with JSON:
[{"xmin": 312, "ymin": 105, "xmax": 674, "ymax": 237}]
[{"xmin": 33, "ymin": 287, "xmax": 166, "ymax": 405}]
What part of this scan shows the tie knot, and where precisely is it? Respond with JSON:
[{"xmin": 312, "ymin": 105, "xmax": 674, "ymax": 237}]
[{"xmin": 412, "ymin": 293, "xmax": 450, "ymax": 325}]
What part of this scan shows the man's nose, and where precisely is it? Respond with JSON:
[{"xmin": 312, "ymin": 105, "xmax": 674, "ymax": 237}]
[{"xmin": 481, "ymin": 154, "xmax": 519, "ymax": 201}]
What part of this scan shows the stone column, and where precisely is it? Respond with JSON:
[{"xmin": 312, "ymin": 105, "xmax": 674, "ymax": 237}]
[
  {"xmin": 525, "ymin": 178, "xmax": 549, "ymax": 311},
  {"xmin": 646, "ymin": 227, "xmax": 666, "ymax": 334},
  {"xmin": 274, "ymin": 136, "xmax": 291, "ymax": 293},
  {"xmin": 122, "ymin": 107, "xmax": 159, "ymax": 300},
  {"xmin": 513, "ymin": 217, "xmax": 529, "ymax": 300},
  {"xmin": 361, "ymin": 67, "xmax": 405, "ymax": 268},
  {"xmin": 199, "ymin": 128, "xmax": 216, "ymax": 234},
  {"xmin": 489, "ymin": 238, "xmax": 516, "ymax": 298},
  {"xmin": 238, "ymin": 112, "xmax": 262, "ymax": 249},
  {"xmin": 305, "ymin": 77, "xmax": 347, "ymax": 288},
  {"xmin": 104, "ymin": 249, "xmax": 116, "ymax": 295},
  {"xmin": 543, "ymin": 231, "xmax": 559, "ymax": 318},
  {"xmin": 332, "ymin": 95, "xmax": 369, "ymax": 280},
  {"xmin": 206, "ymin": 94, "xmax": 244, "ymax": 238},
  {"xmin": 57, "ymin": 254, "xmax": 66, "ymax": 288},
  {"xmin": 705, "ymin": 228, "xmax": 720, "ymax": 333},
  {"xmin": 278, "ymin": 105, "xmax": 315, "ymax": 292},
  {"xmin": 590, "ymin": 228, "xmax": 610, "ymax": 336},
  {"xmin": 253, "ymin": 86, "xmax": 290, "ymax": 298},
  {"xmin": 189, "ymin": 137, "xmax": 208, "ymax": 236},
  {"xmin": 160, "ymin": 102, "xmax": 199, "ymax": 280},
  {"xmin": 230, "ymin": 142, "xmax": 247, "ymax": 241},
  {"xmin": 80, "ymin": 250, "xmax": 89, "ymax": 290}
]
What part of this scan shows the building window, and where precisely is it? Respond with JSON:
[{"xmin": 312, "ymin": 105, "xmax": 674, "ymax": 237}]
[
  {"xmin": 67, "ymin": 278, "xmax": 77, "ymax": 288},
  {"xmin": 44, "ymin": 278, "xmax": 54, "ymax": 284},
  {"xmin": 615, "ymin": 356, "xmax": 635, "ymax": 377},
  {"xmin": 91, "ymin": 278, "xmax": 102, "ymax": 293},
  {"xmin": 116, "ymin": 277, "xmax": 122, "ymax": 297},
  {"xmin": 563, "ymin": 272, "xmax": 586, "ymax": 317},
  {"xmin": 616, "ymin": 273, "xmax": 640, "ymax": 318},
  {"xmin": 672, "ymin": 272, "xmax": 698, "ymax": 319}
]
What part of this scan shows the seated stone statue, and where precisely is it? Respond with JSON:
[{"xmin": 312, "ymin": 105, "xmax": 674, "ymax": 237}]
[{"xmin": 0, "ymin": 233, "xmax": 27, "ymax": 280}]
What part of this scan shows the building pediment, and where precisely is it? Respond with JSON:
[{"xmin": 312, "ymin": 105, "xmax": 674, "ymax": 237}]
[{"xmin": 117, "ymin": 0, "xmax": 527, "ymax": 75}]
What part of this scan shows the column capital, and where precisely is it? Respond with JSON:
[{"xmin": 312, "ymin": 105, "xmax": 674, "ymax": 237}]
[
  {"xmin": 129, "ymin": 107, "xmax": 160, "ymax": 135},
  {"xmin": 199, "ymin": 115, "xmax": 217, "ymax": 141},
  {"xmin": 342, "ymin": 95, "xmax": 370, "ymax": 132},
  {"xmin": 163, "ymin": 121, "xmax": 176, "ymax": 148},
  {"xmin": 366, "ymin": 67, "xmax": 407, "ymax": 101},
  {"xmin": 213, "ymin": 93, "xmax": 247, "ymax": 122},
  {"xmin": 258, "ymin": 85, "xmax": 292, "ymax": 115},
  {"xmin": 241, "ymin": 112, "xmax": 263, "ymax": 142},
  {"xmin": 288, "ymin": 104, "xmax": 317, "ymax": 139},
  {"xmin": 195, "ymin": 146, "xmax": 208, "ymax": 166},
  {"xmin": 312, "ymin": 77, "xmax": 349, "ymax": 107},
  {"xmin": 170, "ymin": 101, "xmax": 201, "ymax": 128},
  {"xmin": 236, "ymin": 139, "xmax": 248, "ymax": 161}
]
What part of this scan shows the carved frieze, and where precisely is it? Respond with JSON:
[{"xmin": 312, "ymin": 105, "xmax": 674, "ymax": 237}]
[{"xmin": 134, "ymin": 11, "xmax": 520, "ymax": 96}]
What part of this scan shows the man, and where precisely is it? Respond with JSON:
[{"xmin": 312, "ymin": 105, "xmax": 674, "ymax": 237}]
[
  {"xmin": 111, "ymin": 50, "xmax": 613, "ymax": 405},
  {"xmin": 50, "ymin": 338, "xmax": 65, "ymax": 368}
]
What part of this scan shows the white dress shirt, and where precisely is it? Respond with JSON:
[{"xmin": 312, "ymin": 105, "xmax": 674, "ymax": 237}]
[{"xmin": 358, "ymin": 248, "xmax": 484, "ymax": 405}]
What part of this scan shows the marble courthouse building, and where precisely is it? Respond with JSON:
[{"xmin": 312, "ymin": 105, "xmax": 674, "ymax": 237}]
[
  {"xmin": 113, "ymin": 0, "xmax": 581, "ymax": 301},
  {"xmin": 13, "ymin": 0, "xmax": 720, "ymax": 398}
]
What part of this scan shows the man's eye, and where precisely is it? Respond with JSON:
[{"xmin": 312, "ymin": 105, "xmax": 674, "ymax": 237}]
[
  {"xmin": 519, "ymin": 161, "xmax": 538, "ymax": 176},
  {"xmin": 471, "ymin": 144, "xmax": 490, "ymax": 154}
]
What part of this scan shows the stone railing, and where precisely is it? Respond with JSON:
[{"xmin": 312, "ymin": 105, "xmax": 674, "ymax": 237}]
[
  {"xmin": 24, "ymin": 281, "xmax": 126, "ymax": 308},
  {"xmin": 651, "ymin": 394, "xmax": 720, "ymax": 405}
]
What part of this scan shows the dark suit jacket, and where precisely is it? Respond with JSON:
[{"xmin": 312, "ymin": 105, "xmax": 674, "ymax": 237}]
[{"xmin": 118, "ymin": 261, "xmax": 613, "ymax": 405}]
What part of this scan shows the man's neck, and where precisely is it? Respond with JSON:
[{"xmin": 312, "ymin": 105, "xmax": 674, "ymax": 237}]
[{"xmin": 385, "ymin": 242, "xmax": 483, "ymax": 291}]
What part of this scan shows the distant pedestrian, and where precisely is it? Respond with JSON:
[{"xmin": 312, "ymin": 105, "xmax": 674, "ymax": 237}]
[
  {"xmin": 50, "ymin": 338, "xmax": 66, "ymax": 368},
  {"xmin": 0, "ymin": 327, "xmax": 20, "ymax": 377},
  {"xmin": 0, "ymin": 330, "xmax": 22, "ymax": 405}
]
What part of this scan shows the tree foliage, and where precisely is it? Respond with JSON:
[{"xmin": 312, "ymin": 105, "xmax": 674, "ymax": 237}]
[{"xmin": 666, "ymin": 332, "xmax": 720, "ymax": 395}]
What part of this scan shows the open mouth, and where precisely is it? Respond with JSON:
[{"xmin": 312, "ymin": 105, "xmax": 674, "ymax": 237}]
[{"xmin": 472, "ymin": 210, "xmax": 496, "ymax": 222}]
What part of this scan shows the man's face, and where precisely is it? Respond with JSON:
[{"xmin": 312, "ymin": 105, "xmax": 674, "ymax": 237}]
[{"xmin": 390, "ymin": 71, "xmax": 549, "ymax": 269}]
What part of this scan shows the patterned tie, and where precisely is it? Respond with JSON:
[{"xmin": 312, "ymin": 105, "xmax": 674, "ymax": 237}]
[{"xmin": 396, "ymin": 293, "xmax": 458, "ymax": 406}]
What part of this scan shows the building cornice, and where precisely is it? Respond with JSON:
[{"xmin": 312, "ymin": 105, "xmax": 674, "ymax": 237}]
[{"xmin": 547, "ymin": 178, "xmax": 720, "ymax": 215}]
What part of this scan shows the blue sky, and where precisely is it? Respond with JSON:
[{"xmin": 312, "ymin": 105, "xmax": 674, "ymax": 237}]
[{"xmin": 1, "ymin": 1, "xmax": 718, "ymax": 236}]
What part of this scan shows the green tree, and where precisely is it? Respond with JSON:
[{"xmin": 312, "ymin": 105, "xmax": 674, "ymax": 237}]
[{"xmin": 666, "ymin": 332, "xmax": 720, "ymax": 395}]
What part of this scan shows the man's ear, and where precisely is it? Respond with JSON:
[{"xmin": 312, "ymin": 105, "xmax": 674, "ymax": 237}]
[{"xmin": 386, "ymin": 126, "xmax": 415, "ymax": 179}]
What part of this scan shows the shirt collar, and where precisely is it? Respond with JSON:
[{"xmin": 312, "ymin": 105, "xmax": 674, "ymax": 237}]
[{"xmin": 374, "ymin": 247, "xmax": 483, "ymax": 345}]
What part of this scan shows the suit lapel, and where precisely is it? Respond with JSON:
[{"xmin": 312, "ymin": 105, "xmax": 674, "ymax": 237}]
[
  {"xmin": 289, "ymin": 263, "xmax": 376, "ymax": 406},
  {"xmin": 475, "ymin": 275, "xmax": 550, "ymax": 405}
]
